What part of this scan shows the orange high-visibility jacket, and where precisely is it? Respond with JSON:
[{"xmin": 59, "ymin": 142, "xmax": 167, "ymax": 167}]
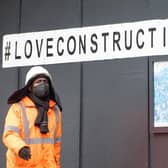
[{"xmin": 2, "ymin": 96, "xmax": 62, "ymax": 168}]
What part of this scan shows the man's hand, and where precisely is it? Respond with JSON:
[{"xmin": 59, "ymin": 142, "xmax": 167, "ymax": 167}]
[{"xmin": 18, "ymin": 146, "xmax": 31, "ymax": 160}]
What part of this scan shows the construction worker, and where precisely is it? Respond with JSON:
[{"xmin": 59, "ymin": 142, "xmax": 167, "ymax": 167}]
[{"xmin": 2, "ymin": 66, "xmax": 62, "ymax": 168}]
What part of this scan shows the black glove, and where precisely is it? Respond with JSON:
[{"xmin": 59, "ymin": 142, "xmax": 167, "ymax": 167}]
[{"xmin": 18, "ymin": 146, "xmax": 31, "ymax": 160}]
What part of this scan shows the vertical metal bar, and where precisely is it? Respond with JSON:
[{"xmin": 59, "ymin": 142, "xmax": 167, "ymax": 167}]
[
  {"xmin": 148, "ymin": 56, "xmax": 151, "ymax": 168},
  {"xmin": 79, "ymin": 62, "xmax": 83, "ymax": 168},
  {"xmin": 17, "ymin": 0, "xmax": 22, "ymax": 89},
  {"xmin": 79, "ymin": 0, "xmax": 84, "ymax": 167}
]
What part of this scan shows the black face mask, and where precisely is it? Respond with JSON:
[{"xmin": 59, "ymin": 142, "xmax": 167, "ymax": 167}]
[{"xmin": 32, "ymin": 83, "xmax": 49, "ymax": 98}]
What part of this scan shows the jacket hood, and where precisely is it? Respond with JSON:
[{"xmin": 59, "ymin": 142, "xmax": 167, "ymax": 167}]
[{"xmin": 7, "ymin": 66, "xmax": 62, "ymax": 111}]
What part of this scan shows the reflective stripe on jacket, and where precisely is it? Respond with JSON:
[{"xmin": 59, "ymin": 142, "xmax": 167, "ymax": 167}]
[{"xmin": 2, "ymin": 96, "xmax": 62, "ymax": 168}]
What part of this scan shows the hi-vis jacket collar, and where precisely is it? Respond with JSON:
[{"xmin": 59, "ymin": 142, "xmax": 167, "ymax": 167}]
[{"xmin": 22, "ymin": 96, "xmax": 56, "ymax": 108}]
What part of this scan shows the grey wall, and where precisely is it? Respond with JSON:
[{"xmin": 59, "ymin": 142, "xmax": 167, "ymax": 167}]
[
  {"xmin": 81, "ymin": 58, "xmax": 148, "ymax": 168},
  {"xmin": 1, "ymin": 0, "xmax": 168, "ymax": 168},
  {"xmin": 0, "ymin": 0, "xmax": 20, "ymax": 166}
]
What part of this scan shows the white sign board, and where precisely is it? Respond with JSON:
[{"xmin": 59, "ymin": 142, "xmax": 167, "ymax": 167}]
[{"xmin": 2, "ymin": 19, "xmax": 168, "ymax": 68}]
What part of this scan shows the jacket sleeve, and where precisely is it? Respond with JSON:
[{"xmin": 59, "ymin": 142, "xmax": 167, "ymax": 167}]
[
  {"xmin": 2, "ymin": 103, "xmax": 27, "ymax": 155},
  {"xmin": 54, "ymin": 108, "xmax": 62, "ymax": 168}
]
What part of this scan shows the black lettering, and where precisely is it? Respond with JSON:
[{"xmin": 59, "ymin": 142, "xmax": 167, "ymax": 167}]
[
  {"xmin": 79, "ymin": 35, "xmax": 86, "ymax": 54},
  {"xmin": 136, "ymin": 29, "xmax": 144, "ymax": 49},
  {"xmin": 67, "ymin": 36, "xmax": 76, "ymax": 55},
  {"xmin": 90, "ymin": 34, "xmax": 98, "ymax": 53},
  {"xmin": 36, "ymin": 39, "xmax": 43, "ymax": 57},
  {"xmin": 113, "ymin": 32, "xmax": 121, "ymax": 51},
  {"xmin": 47, "ymin": 38, "xmax": 53, "ymax": 57},
  {"xmin": 148, "ymin": 28, "xmax": 156, "ymax": 48},
  {"xmin": 57, "ymin": 37, "xmax": 64, "ymax": 56},
  {"xmin": 125, "ymin": 30, "xmax": 132, "ymax": 50},
  {"xmin": 24, "ymin": 40, "xmax": 32, "ymax": 58},
  {"xmin": 15, "ymin": 41, "xmax": 21, "ymax": 59},
  {"xmin": 102, "ymin": 32, "xmax": 109, "ymax": 52}
]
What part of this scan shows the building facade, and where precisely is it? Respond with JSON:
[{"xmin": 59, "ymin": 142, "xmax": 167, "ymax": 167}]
[{"xmin": 1, "ymin": 0, "xmax": 168, "ymax": 167}]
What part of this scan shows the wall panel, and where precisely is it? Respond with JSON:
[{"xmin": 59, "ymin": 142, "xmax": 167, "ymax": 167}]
[
  {"xmin": 81, "ymin": 58, "xmax": 148, "ymax": 168},
  {"xmin": 20, "ymin": 1, "xmax": 81, "ymax": 167},
  {"xmin": 21, "ymin": 0, "xmax": 81, "ymax": 32},
  {"xmin": 0, "ymin": 0, "xmax": 20, "ymax": 167}
]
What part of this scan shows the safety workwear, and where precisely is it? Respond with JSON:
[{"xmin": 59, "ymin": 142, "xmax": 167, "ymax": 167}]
[
  {"xmin": 25, "ymin": 66, "xmax": 52, "ymax": 86},
  {"xmin": 3, "ymin": 96, "xmax": 62, "ymax": 168},
  {"xmin": 32, "ymin": 83, "xmax": 50, "ymax": 98},
  {"xmin": 18, "ymin": 146, "xmax": 31, "ymax": 160}
]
